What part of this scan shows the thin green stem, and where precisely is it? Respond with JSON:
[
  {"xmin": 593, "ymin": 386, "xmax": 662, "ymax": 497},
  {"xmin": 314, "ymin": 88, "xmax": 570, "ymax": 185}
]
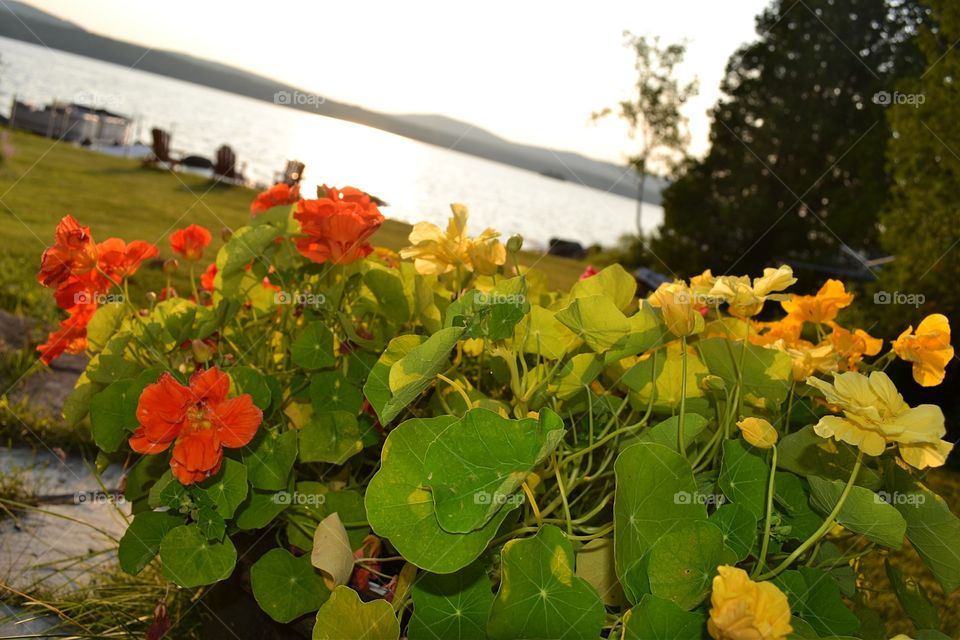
[
  {"xmin": 678, "ymin": 335, "xmax": 688, "ymax": 456},
  {"xmin": 757, "ymin": 452, "xmax": 862, "ymax": 580},
  {"xmin": 752, "ymin": 444, "xmax": 778, "ymax": 577}
]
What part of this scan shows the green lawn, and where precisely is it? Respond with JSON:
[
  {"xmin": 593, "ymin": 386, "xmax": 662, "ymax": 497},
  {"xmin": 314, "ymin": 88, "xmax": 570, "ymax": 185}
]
[{"xmin": 0, "ymin": 128, "xmax": 587, "ymax": 300}]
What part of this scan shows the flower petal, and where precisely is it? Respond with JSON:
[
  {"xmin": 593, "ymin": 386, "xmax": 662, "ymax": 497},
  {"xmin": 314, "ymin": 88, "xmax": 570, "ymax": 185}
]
[{"xmin": 209, "ymin": 395, "xmax": 262, "ymax": 448}]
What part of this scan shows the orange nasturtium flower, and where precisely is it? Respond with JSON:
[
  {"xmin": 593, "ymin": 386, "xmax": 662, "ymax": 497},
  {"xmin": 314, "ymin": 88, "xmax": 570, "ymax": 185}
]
[
  {"xmin": 399, "ymin": 204, "xmax": 506, "ymax": 276},
  {"xmin": 807, "ymin": 370, "xmax": 952, "ymax": 469},
  {"xmin": 708, "ymin": 565, "xmax": 792, "ymax": 640},
  {"xmin": 826, "ymin": 323, "xmax": 882, "ymax": 370},
  {"xmin": 170, "ymin": 224, "xmax": 213, "ymax": 261},
  {"xmin": 130, "ymin": 368, "xmax": 263, "ymax": 485},
  {"xmin": 293, "ymin": 186, "xmax": 384, "ymax": 264},
  {"xmin": 251, "ymin": 182, "xmax": 300, "ymax": 215},
  {"xmin": 893, "ymin": 314, "xmax": 953, "ymax": 387},
  {"xmin": 781, "ymin": 278, "xmax": 853, "ymax": 324}
]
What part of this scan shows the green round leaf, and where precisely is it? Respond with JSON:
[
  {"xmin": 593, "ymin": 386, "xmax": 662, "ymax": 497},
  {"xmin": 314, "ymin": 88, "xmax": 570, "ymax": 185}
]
[
  {"xmin": 197, "ymin": 458, "xmax": 248, "ymax": 519},
  {"xmin": 646, "ymin": 520, "xmax": 727, "ymax": 610},
  {"xmin": 292, "ymin": 322, "xmax": 336, "ymax": 369},
  {"xmin": 365, "ymin": 416, "xmax": 515, "ymax": 574},
  {"xmin": 487, "ymin": 524, "xmax": 605, "ymax": 640},
  {"xmin": 622, "ymin": 594, "xmax": 706, "ymax": 639},
  {"xmin": 243, "ymin": 428, "xmax": 297, "ymax": 490},
  {"xmin": 228, "ymin": 366, "xmax": 272, "ymax": 410},
  {"xmin": 424, "ymin": 408, "xmax": 565, "ymax": 534},
  {"xmin": 408, "ymin": 562, "xmax": 493, "ymax": 640},
  {"xmin": 709, "ymin": 503, "xmax": 759, "ymax": 562},
  {"xmin": 718, "ymin": 439, "xmax": 769, "ymax": 519},
  {"xmin": 313, "ymin": 586, "xmax": 399, "ymax": 640},
  {"xmin": 614, "ymin": 442, "xmax": 707, "ymax": 603},
  {"xmin": 234, "ymin": 487, "xmax": 290, "ymax": 530},
  {"xmin": 118, "ymin": 511, "xmax": 183, "ymax": 575},
  {"xmin": 310, "ymin": 371, "xmax": 364, "ymax": 415},
  {"xmin": 808, "ymin": 475, "xmax": 906, "ymax": 549},
  {"xmin": 299, "ymin": 411, "xmax": 363, "ymax": 464},
  {"xmin": 159, "ymin": 524, "xmax": 237, "ymax": 587},
  {"xmin": 251, "ymin": 548, "xmax": 330, "ymax": 623}
]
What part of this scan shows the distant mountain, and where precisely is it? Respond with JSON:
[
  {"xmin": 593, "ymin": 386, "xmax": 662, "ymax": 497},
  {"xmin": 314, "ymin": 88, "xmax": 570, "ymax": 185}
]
[{"xmin": 0, "ymin": 1, "xmax": 663, "ymax": 203}]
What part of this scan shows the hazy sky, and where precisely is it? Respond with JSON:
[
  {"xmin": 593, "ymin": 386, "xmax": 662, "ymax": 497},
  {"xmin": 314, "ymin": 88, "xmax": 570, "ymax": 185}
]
[{"xmin": 19, "ymin": 0, "xmax": 772, "ymax": 163}]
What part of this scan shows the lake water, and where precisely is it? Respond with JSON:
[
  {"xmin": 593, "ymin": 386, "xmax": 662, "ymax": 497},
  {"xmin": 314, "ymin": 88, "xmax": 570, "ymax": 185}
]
[{"xmin": 0, "ymin": 36, "xmax": 663, "ymax": 248}]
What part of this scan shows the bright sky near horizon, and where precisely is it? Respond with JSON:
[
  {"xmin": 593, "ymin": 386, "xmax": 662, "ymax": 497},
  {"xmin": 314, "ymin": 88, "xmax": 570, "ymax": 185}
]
[{"xmin": 18, "ymin": 0, "xmax": 772, "ymax": 164}]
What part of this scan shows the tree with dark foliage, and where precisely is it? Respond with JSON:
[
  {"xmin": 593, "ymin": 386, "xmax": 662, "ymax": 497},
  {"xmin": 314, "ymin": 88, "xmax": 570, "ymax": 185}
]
[{"xmin": 650, "ymin": 0, "xmax": 927, "ymax": 279}]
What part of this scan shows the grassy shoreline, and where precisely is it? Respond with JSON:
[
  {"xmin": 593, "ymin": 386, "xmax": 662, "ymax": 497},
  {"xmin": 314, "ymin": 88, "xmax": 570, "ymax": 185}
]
[{"xmin": 0, "ymin": 129, "xmax": 587, "ymax": 295}]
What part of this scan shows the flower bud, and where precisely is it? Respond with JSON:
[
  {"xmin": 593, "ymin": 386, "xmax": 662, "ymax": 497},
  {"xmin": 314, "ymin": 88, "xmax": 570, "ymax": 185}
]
[
  {"xmin": 736, "ymin": 417, "xmax": 778, "ymax": 449},
  {"xmin": 221, "ymin": 227, "xmax": 233, "ymax": 243},
  {"xmin": 191, "ymin": 339, "xmax": 216, "ymax": 363},
  {"xmin": 145, "ymin": 291, "xmax": 157, "ymax": 304},
  {"xmin": 163, "ymin": 258, "xmax": 180, "ymax": 274},
  {"xmin": 506, "ymin": 235, "xmax": 523, "ymax": 253},
  {"xmin": 701, "ymin": 375, "xmax": 726, "ymax": 392}
]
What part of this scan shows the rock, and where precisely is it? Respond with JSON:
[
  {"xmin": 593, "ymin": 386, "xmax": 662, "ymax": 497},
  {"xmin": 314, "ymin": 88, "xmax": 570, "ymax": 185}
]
[
  {"xmin": 0, "ymin": 310, "xmax": 32, "ymax": 351},
  {"xmin": 0, "ymin": 448, "xmax": 127, "ymax": 593}
]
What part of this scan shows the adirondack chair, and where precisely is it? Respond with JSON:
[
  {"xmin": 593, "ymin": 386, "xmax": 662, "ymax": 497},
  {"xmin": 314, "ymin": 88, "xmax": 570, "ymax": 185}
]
[
  {"xmin": 280, "ymin": 160, "xmax": 305, "ymax": 185},
  {"xmin": 213, "ymin": 145, "xmax": 239, "ymax": 179},
  {"xmin": 147, "ymin": 128, "xmax": 176, "ymax": 165}
]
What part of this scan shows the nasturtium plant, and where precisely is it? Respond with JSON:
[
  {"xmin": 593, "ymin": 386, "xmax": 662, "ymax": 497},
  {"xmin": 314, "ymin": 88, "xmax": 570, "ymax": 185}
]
[{"xmin": 38, "ymin": 185, "xmax": 959, "ymax": 638}]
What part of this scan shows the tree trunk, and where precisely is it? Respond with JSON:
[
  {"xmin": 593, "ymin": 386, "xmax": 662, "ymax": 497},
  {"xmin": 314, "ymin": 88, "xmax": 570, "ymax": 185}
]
[{"xmin": 636, "ymin": 171, "xmax": 647, "ymax": 236}]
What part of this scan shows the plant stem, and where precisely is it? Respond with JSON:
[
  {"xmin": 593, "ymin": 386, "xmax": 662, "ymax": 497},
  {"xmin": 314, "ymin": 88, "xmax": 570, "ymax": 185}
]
[
  {"xmin": 678, "ymin": 335, "xmax": 688, "ymax": 456},
  {"xmin": 752, "ymin": 444, "xmax": 778, "ymax": 577},
  {"xmin": 189, "ymin": 262, "xmax": 200, "ymax": 301},
  {"xmin": 757, "ymin": 451, "xmax": 862, "ymax": 580}
]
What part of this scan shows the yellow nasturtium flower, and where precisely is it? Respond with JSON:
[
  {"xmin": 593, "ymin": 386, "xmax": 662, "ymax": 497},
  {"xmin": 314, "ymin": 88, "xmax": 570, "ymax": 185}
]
[
  {"xmin": 648, "ymin": 281, "xmax": 704, "ymax": 337},
  {"xmin": 400, "ymin": 204, "xmax": 506, "ymax": 276},
  {"xmin": 736, "ymin": 417, "xmax": 778, "ymax": 449},
  {"xmin": 807, "ymin": 371, "xmax": 953, "ymax": 469},
  {"xmin": 708, "ymin": 566, "xmax": 792, "ymax": 640},
  {"xmin": 893, "ymin": 314, "xmax": 953, "ymax": 387},
  {"xmin": 781, "ymin": 279, "xmax": 853, "ymax": 324},
  {"xmin": 770, "ymin": 340, "xmax": 838, "ymax": 381},
  {"xmin": 710, "ymin": 266, "xmax": 797, "ymax": 318}
]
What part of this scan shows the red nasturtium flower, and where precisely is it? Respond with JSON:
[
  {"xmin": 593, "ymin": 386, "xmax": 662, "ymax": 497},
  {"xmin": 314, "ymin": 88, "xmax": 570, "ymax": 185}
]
[
  {"xmin": 200, "ymin": 263, "xmax": 217, "ymax": 291},
  {"xmin": 37, "ymin": 304, "xmax": 97, "ymax": 364},
  {"xmin": 578, "ymin": 265, "xmax": 599, "ymax": 281},
  {"xmin": 170, "ymin": 224, "xmax": 212, "ymax": 261},
  {"xmin": 130, "ymin": 368, "xmax": 262, "ymax": 485},
  {"xmin": 37, "ymin": 215, "xmax": 99, "ymax": 288},
  {"xmin": 251, "ymin": 182, "xmax": 300, "ymax": 215},
  {"xmin": 97, "ymin": 237, "xmax": 159, "ymax": 282},
  {"xmin": 293, "ymin": 186, "xmax": 384, "ymax": 264},
  {"xmin": 36, "ymin": 216, "xmax": 159, "ymax": 364}
]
